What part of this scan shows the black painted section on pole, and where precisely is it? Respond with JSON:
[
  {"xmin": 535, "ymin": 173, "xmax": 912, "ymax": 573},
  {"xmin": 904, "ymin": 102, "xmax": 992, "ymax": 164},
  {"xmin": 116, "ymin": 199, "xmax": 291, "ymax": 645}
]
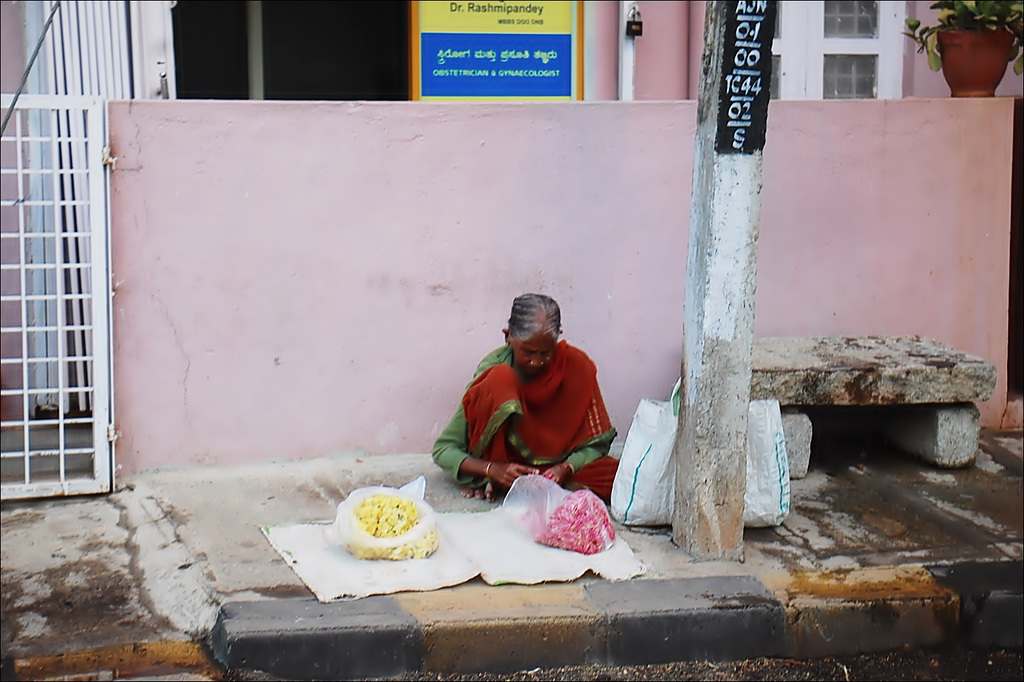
[{"xmin": 715, "ymin": 1, "xmax": 776, "ymax": 155}]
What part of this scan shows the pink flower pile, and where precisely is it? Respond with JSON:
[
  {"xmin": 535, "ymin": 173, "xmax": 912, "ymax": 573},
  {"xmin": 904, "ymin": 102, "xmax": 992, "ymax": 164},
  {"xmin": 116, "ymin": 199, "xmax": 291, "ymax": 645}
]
[{"xmin": 537, "ymin": 489, "xmax": 616, "ymax": 555}]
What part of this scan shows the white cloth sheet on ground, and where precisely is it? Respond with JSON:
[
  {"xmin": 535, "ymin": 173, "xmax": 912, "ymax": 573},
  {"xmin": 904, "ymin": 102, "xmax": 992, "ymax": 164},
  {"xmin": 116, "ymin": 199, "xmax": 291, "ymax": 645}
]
[{"xmin": 262, "ymin": 508, "xmax": 646, "ymax": 602}]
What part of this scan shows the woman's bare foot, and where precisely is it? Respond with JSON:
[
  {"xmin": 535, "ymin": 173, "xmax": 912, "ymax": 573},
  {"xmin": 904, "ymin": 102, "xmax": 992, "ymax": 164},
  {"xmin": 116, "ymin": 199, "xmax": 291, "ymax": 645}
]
[{"xmin": 459, "ymin": 481, "xmax": 495, "ymax": 501}]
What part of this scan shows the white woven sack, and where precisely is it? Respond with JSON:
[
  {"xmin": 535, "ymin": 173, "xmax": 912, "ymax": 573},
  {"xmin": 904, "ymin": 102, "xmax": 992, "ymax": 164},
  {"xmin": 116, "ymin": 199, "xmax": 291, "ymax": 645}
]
[
  {"xmin": 743, "ymin": 399, "xmax": 792, "ymax": 527},
  {"xmin": 610, "ymin": 398, "xmax": 677, "ymax": 526}
]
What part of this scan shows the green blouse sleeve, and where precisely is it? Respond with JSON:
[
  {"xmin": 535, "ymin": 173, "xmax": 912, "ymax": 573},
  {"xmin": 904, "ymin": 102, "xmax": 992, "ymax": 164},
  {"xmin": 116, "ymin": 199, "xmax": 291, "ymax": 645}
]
[
  {"xmin": 565, "ymin": 428, "xmax": 617, "ymax": 473},
  {"xmin": 431, "ymin": 403, "xmax": 476, "ymax": 486}
]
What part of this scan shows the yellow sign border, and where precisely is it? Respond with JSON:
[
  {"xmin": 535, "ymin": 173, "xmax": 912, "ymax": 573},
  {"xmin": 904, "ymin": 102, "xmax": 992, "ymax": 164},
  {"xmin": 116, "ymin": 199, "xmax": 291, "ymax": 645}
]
[{"xmin": 409, "ymin": 1, "xmax": 583, "ymax": 101}]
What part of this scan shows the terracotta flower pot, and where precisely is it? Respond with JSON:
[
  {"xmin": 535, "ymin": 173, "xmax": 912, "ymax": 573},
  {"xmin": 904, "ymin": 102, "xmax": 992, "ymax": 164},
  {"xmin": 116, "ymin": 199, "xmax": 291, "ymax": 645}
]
[{"xmin": 937, "ymin": 28, "xmax": 1015, "ymax": 97}]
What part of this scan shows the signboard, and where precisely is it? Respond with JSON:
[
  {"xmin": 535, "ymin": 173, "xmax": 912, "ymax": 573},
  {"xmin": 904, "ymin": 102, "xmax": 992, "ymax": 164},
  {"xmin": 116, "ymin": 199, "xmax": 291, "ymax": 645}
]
[
  {"xmin": 411, "ymin": 1, "xmax": 582, "ymax": 101},
  {"xmin": 715, "ymin": 1, "xmax": 776, "ymax": 154}
]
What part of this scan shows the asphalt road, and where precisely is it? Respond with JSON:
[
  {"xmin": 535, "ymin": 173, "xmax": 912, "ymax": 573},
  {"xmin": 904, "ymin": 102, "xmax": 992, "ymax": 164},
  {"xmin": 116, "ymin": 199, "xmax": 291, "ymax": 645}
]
[
  {"xmin": 373, "ymin": 647, "xmax": 1023, "ymax": 682},
  {"xmin": 4, "ymin": 644, "xmax": 1018, "ymax": 680}
]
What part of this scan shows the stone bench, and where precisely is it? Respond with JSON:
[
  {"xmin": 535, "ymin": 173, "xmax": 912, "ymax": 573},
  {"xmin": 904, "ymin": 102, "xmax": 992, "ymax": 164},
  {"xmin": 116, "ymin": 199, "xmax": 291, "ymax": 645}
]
[{"xmin": 750, "ymin": 336, "xmax": 997, "ymax": 478}]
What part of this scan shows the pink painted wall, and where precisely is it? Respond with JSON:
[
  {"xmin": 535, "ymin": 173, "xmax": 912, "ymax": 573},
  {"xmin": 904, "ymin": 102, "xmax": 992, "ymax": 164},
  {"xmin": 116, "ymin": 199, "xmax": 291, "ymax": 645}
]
[
  {"xmin": 584, "ymin": 1, "xmax": 700, "ymax": 101},
  {"xmin": 634, "ymin": 1, "xmax": 691, "ymax": 100},
  {"xmin": 0, "ymin": 1, "xmax": 24, "ymax": 93},
  {"xmin": 106, "ymin": 98, "xmax": 1014, "ymax": 473}
]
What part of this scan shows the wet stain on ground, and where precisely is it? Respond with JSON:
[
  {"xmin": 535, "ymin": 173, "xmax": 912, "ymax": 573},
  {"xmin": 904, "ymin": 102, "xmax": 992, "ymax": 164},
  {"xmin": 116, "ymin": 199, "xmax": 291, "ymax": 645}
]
[
  {"xmin": 1, "ymin": 558, "xmax": 169, "ymax": 657},
  {"xmin": 12, "ymin": 640, "xmax": 224, "ymax": 681},
  {"xmin": 775, "ymin": 566, "xmax": 955, "ymax": 601},
  {"xmin": 747, "ymin": 427, "xmax": 1022, "ymax": 571},
  {"xmin": 0, "ymin": 509, "xmax": 44, "ymax": 529}
]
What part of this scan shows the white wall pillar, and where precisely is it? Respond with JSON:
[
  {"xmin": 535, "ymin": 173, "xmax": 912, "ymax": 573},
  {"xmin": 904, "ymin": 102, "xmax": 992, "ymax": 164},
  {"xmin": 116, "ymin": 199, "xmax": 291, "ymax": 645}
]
[{"xmin": 617, "ymin": 0, "xmax": 638, "ymax": 100}]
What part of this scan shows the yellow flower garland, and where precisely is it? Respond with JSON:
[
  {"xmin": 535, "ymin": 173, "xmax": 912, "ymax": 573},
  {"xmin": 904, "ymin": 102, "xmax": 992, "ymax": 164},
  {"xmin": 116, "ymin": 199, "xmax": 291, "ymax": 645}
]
[{"xmin": 347, "ymin": 493, "xmax": 440, "ymax": 560}]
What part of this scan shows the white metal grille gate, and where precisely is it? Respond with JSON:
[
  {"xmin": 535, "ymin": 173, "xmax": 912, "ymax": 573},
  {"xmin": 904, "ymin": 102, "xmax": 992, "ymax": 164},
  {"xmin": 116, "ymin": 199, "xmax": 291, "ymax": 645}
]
[{"xmin": 0, "ymin": 94, "xmax": 113, "ymax": 500}]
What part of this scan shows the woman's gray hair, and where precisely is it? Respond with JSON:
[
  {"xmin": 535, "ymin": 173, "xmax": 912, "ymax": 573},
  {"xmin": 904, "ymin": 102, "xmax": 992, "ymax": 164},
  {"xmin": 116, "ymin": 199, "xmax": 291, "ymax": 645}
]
[{"xmin": 507, "ymin": 293, "xmax": 561, "ymax": 341}]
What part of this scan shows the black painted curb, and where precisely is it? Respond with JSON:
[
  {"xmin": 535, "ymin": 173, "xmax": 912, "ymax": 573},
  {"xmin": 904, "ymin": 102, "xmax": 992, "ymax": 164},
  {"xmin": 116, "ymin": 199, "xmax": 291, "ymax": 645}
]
[
  {"xmin": 208, "ymin": 596, "xmax": 422, "ymax": 680},
  {"xmin": 583, "ymin": 576, "xmax": 786, "ymax": 665},
  {"xmin": 208, "ymin": 562, "xmax": 1024, "ymax": 681},
  {"xmin": 927, "ymin": 560, "xmax": 1024, "ymax": 650}
]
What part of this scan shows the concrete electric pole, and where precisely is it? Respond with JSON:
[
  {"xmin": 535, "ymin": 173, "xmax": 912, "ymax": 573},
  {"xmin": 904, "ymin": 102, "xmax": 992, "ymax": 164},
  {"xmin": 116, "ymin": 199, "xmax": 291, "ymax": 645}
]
[{"xmin": 673, "ymin": 0, "xmax": 777, "ymax": 560}]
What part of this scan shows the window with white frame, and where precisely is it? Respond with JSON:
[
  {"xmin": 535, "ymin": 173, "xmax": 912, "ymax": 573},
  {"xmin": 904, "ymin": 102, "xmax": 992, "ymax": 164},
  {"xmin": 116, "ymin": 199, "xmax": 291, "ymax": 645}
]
[{"xmin": 772, "ymin": 0, "xmax": 904, "ymax": 99}]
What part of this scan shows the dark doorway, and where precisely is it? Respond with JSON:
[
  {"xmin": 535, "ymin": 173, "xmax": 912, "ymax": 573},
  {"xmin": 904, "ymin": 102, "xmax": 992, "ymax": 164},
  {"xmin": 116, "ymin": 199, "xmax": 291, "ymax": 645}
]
[
  {"xmin": 172, "ymin": 1, "xmax": 249, "ymax": 99},
  {"xmin": 172, "ymin": 1, "xmax": 409, "ymax": 101}
]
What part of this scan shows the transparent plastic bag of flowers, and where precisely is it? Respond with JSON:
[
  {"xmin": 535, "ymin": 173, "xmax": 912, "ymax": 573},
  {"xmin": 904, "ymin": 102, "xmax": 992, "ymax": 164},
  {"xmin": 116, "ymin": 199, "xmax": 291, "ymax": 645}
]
[
  {"xmin": 503, "ymin": 474, "xmax": 615, "ymax": 555},
  {"xmin": 333, "ymin": 485, "xmax": 439, "ymax": 560}
]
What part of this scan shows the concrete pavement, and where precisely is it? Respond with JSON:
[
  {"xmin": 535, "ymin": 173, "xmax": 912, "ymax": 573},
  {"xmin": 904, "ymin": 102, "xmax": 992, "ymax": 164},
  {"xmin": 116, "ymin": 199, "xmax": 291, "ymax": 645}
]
[{"xmin": 1, "ymin": 427, "xmax": 1021, "ymax": 680}]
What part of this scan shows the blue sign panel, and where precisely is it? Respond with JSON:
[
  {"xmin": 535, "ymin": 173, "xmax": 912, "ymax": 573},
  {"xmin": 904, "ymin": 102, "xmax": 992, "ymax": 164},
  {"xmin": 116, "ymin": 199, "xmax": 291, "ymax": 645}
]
[{"xmin": 421, "ymin": 33, "xmax": 572, "ymax": 98}]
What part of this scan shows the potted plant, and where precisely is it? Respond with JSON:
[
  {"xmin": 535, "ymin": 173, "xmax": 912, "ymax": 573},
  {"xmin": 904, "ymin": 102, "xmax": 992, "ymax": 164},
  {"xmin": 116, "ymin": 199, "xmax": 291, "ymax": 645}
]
[{"xmin": 904, "ymin": 1, "xmax": 1023, "ymax": 97}]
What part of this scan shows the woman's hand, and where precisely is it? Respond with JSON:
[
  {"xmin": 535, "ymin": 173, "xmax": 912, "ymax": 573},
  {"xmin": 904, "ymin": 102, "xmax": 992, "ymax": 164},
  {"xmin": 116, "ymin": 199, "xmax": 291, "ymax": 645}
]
[
  {"xmin": 487, "ymin": 461, "xmax": 540, "ymax": 490},
  {"xmin": 461, "ymin": 460, "xmax": 540, "ymax": 502},
  {"xmin": 542, "ymin": 461, "xmax": 574, "ymax": 486}
]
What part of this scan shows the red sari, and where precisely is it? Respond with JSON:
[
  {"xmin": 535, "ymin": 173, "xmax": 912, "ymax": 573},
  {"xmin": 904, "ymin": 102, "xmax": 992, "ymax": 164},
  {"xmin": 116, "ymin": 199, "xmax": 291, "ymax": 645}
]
[{"xmin": 460, "ymin": 341, "xmax": 618, "ymax": 501}]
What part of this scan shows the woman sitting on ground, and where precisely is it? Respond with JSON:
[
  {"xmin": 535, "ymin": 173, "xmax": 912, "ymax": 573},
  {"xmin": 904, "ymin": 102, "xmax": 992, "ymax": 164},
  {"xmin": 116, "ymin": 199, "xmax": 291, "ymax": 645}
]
[{"xmin": 432, "ymin": 293, "xmax": 619, "ymax": 503}]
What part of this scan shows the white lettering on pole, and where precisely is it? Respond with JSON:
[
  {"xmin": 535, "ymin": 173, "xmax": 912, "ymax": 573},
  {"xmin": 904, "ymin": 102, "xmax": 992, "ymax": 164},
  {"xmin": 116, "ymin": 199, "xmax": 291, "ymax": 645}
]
[
  {"xmin": 728, "ymin": 15, "xmax": 762, "ymax": 148},
  {"xmin": 715, "ymin": 2, "xmax": 776, "ymax": 154}
]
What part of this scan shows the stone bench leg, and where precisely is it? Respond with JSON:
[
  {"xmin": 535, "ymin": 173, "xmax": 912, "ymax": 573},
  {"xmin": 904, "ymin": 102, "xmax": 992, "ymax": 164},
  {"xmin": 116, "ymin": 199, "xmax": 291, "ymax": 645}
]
[
  {"xmin": 781, "ymin": 409, "xmax": 812, "ymax": 479},
  {"xmin": 879, "ymin": 403, "xmax": 980, "ymax": 468}
]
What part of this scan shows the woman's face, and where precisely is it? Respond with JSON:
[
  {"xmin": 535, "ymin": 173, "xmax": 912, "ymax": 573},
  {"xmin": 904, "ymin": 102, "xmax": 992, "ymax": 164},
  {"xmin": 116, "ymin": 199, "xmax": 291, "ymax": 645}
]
[{"xmin": 505, "ymin": 329, "xmax": 557, "ymax": 381}]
